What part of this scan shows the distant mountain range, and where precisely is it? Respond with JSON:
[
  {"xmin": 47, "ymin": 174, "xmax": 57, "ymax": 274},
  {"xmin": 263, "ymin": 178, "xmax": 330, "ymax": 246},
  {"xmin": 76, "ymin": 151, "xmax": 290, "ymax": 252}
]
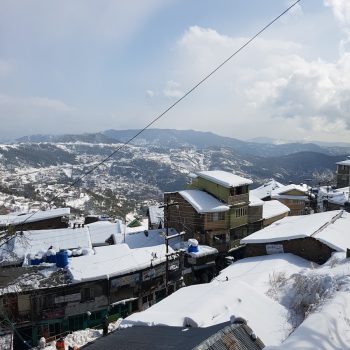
[
  {"xmin": 16, "ymin": 129, "xmax": 350, "ymax": 157},
  {"xmin": 0, "ymin": 129, "xmax": 346, "ymax": 214}
]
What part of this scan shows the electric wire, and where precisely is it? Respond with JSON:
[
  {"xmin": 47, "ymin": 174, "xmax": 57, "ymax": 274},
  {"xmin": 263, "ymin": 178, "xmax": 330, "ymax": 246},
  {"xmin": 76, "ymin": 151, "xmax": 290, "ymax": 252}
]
[{"xmin": 0, "ymin": 0, "xmax": 301, "ymax": 245}]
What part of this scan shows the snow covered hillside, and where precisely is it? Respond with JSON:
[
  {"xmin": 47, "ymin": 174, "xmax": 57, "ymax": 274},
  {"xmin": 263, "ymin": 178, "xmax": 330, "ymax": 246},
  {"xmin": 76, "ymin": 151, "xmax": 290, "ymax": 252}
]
[{"xmin": 0, "ymin": 129, "xmax": 345, "ymax": 215}]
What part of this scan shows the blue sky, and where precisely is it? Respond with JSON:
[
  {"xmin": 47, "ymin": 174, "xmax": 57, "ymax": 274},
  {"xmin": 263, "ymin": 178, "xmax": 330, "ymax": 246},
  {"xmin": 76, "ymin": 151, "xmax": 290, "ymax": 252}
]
[{"xmin": 0, "ymin": 0, "xmax": 350, "ymax": 142}]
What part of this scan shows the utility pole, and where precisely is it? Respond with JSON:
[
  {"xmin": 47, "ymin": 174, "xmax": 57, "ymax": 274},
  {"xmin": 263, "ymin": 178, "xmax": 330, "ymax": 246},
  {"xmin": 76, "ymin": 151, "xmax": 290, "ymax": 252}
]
[{"xmin": 159, "ymin": 198, "xmax": 181, "ymax": 295}]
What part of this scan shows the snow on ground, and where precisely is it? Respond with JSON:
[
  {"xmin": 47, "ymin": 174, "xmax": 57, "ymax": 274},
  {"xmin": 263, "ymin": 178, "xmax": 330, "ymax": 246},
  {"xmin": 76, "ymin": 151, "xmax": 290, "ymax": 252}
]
[
  {"xmin": 121, "ymin": 252, "xmax": 350, "ymax": 348},
  {"xmin": 265, "ymin": 253, "xmax": 350, "ymax": 349},
  {"xmin": 41, "ymin": 319, "xmax": 123, "ymax": 350}
]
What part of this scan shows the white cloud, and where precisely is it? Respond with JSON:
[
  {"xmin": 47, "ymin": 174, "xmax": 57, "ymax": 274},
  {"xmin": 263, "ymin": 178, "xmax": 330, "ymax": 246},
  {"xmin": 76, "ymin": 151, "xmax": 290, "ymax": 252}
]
[
  {"xmin": 280, "ymin": 0, "xmax": 303, "ymax": 23},
  {"xmin": 0, "ymin": 94, "xmax": 74, "ymax": 113},
  {"xmin": 156, "ymin": 25, "xmax": 350, "ymax": 142},
  {"xmin": 163, "ymin": 80, "xmax": 183, "ymax": 98},
  {"xmin": 324, "ymin": 0, "xmax": 350, "ymax": 27}
]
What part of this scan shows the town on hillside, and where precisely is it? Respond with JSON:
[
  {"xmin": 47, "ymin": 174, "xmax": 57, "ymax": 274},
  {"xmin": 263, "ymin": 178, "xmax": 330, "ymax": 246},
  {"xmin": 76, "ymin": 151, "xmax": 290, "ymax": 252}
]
[{"xmin": 0, "ymin": 159, "xmax": 349, "ymax": 349}]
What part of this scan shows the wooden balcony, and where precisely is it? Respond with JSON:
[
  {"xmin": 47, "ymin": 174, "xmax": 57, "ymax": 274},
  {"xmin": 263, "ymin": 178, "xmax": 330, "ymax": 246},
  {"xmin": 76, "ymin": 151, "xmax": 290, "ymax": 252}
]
[{"xmin": 228, "ymin": 194, "xmax": 249, "ymax": 206}]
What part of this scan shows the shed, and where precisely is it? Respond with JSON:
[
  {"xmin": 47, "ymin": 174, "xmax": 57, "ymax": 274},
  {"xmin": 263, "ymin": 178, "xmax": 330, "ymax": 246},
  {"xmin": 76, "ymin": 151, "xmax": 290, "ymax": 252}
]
[{"xmin": 241, "ymin": 210, "xmax": 350, "ymax": 264}]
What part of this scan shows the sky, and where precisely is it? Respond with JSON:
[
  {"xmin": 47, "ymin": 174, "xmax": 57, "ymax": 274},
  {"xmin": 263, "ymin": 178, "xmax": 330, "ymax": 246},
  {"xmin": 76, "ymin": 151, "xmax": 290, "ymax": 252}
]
[{"xmin": 0, "ymin": 0, "xmax": 350, "ymax": 143}]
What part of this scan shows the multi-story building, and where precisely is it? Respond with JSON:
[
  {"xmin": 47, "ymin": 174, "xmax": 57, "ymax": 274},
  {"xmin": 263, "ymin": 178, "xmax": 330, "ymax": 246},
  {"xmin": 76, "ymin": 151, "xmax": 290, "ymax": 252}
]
[
  {"xmin": 336, "ymin": 159, "xmax": 350, "ymax": 189},
  {"xmin": 165, "ymin": 171, "xmax": 253, "ymax": 252}
]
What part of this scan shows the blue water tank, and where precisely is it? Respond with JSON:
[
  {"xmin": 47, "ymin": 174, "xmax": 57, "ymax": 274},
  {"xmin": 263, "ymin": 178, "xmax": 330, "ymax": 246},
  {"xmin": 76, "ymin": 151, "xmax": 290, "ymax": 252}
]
[
  {"xmin": 31, "ymin": 258, "xmax": 40, "ymax": 265},
  {"xmin": 47, "ymin": 254, "xmax": 57, "ymax": 263},
  {"xmin": 188, "ymin": 245, "xmax": 199, "ymax": 253},
  {"xmin": 56, "ymin": 251, "xmax": 69, "ymax": 268}
]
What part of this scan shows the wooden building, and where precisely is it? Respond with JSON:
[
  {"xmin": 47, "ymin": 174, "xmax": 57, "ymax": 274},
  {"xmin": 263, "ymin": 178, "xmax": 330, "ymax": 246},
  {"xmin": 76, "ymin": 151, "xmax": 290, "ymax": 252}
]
[
  {"xmin": 0, "ymin": 208, "xmax": 70, "ymax": 232},
  {"xmin": 336, "ymin": 160, "xmax": 350, "ymax": 189},
  {"xmin": 270, "ymin": 184, "xmax": 310, "ymax": 216},
  {"xmin": 241, "ymin": 210, "xmax": 348, "ymax": 264},
  {"xmin": 165, "ymin": 171, "xmax": 253, "ymax": 252}
]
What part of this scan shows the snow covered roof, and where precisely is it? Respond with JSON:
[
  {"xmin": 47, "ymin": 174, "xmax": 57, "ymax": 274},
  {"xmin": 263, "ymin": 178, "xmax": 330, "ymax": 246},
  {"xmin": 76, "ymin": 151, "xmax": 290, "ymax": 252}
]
[
  {"xmin": 250, "ymin": 179, "xmax": 285, "ymax": 200},
  {"xmin": 0, "ymin": 208, "xmax": 70, "ymax": 227},
  {"xmin": 336, "ymin": 159, "xmax": 350, "ymax": 166},
  {"xmin": 68, "ymin": 243, "xmax": 171, "ymax": 283},
  {"xmin": 122, "ymin": 253, "xmax": 311, "ymax": 346},
  {"xmin": 249, "ymin": 193, "xmax": 264, "ymax": 207},
  {"xmin": 263, "ymin": 200, "xmax": 290, "ymax": 220},
  {"xmin": 147, "ymin": 206, "xmax": 164, "ymax": 225},
  {"xmin": 212, "ymin": 253, "xmax": 311, "ymax": 294},
  {"xmin": 113, "ymin": 228, "xmax": 181, "ymax": 249},
  {"xmin": 123, "ymin": 281, "xmax": 288, "ymax": 346},
  {"xmin": 0, "ymin": 227, "xmax": 92, "ymax": 265},
  {"xmin": 86, "ymin": 221, "xmax": 120, "ymax": 245},
  {"xmin": 185, "ymin": 245, "xmax": 218, "ymax": 258},
  {"xmin": 197, "ymin": 171, "xmax": 253, "ymax": 188},
  {"xmin": 318, "ymin": 186, "xmax": 348, "ymax": 206},
  {"xmin": 179, "ymin": 190, "xmax": 230, "ymax": 214},
  {"xmin": 272, "ymin": 184, "xmax": 309, "ymax": 196},
  {"xmin": 242, "ymin": 210, "xmax": 350, "ymax": 252}
]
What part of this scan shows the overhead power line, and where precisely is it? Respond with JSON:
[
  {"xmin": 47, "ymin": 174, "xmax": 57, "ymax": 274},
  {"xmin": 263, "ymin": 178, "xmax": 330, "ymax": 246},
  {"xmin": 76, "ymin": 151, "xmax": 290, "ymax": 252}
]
[
  {"xmin": 49, "ymin": 0, "xmax": 302, "ymax": 203},
  {"xmin": 0, "ymin": 0, "xmax": 301, "ymax": 245}
]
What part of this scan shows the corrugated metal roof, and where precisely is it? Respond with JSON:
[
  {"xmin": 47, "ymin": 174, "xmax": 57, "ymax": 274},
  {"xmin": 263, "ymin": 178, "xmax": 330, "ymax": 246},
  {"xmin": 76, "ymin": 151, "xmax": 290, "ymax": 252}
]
[
  {"xmin": 194, "ymin": 323, "xmax": 264, "ymax": 350},
  {"xmin": 82, "ymin": 321, "xmax": 264, "ymax": 350}
]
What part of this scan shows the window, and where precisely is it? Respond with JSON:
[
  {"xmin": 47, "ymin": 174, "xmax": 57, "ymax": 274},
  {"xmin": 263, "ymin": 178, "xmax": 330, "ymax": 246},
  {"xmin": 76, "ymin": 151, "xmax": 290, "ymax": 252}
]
[
  {"xmin": 230, "ymin": 186, "xmax": 247, "ymax": 196},
  {"xmin": 207, "ymin": 212, "xmax": 225, "ymax": 222},
  {"xmin": 81, "ymin": 287, "xmax": 94, "ymax": 302},
  {"xmin": 235, "ymin": 207, "xmax": 248, "ymax": 217}
]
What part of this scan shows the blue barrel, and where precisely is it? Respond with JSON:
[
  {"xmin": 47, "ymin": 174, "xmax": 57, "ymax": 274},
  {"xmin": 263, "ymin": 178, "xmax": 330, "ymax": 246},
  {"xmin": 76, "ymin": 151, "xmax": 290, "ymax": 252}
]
[
  {"xmin": 47, "ymin": 254, "xmax": 57, "ymax": 263},
  {"xmin": 31, "ymin": 258, "xmax": 40, "ymax": 265},
  {"xmin": 56, "ymin": 251, "xmax": 69, "ymax": 268},
  {"xmin": 188, "ymin": 245, "xmax": 199, "ymax": 253}
]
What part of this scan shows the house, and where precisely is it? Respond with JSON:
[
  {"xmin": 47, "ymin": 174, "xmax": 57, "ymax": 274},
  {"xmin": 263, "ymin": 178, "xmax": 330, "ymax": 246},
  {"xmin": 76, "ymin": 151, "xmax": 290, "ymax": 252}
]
[
  {"xmin": 165, "ymin": 189, "xmax": 231, "ymax": 252},
  {"xmin": 250, "ymin": 179, "xmax": 285, "ymax": 200},
  {"xmin": 251, "ymin": 180, "xmax": 312, "ymax": 216},
  {"xmin": 317, "ymin": 186, "xmax": 349, "ymax": 212},
  {"xmin": 0, "ymin": 228, "xmax": 183, "ymax": 347},
  {"xmin": 270, "ymin": 184, "xmax": 310, "ymax": 216},
  {"xmin": 241, "ymin": 210, "xmax": 350, "ymax": 264},
  {"xmin": 83, "ymin": 321, "xmax": 264, "ymax": 350},
  {"xmin": 248, "ymin": 194, "xmax": 264, "ymax": 234},
  {"xmin": 165, "ymin": 171, "xmax": 252, "ymax": 252},
  {"xmin": 262, "ymin": 200, "xmax": 290, "ymax": 227},
  {"xmin": 0, "ymin": 208, "xmax": 70, "ymax": 232},
  {"xmin": 336, "ymin": 159, "xmax": 350, "ymax": 189}
]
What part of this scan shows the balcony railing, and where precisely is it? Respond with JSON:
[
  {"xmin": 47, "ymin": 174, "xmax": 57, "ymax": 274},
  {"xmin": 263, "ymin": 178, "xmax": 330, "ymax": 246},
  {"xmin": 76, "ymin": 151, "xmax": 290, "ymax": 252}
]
[{"xmin": 228, "ymin": 194, "xmax": 249, "ymax": 205}]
